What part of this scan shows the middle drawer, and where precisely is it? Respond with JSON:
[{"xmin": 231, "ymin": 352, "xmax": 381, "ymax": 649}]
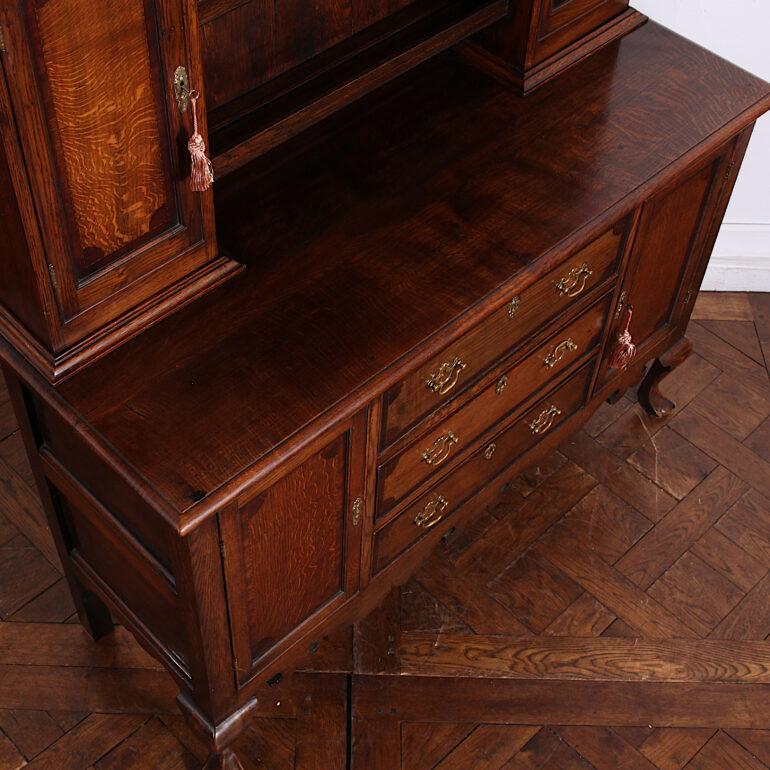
[{"xmin": 376, "ymin": 293, "xmax": 610, "ymax": 515}]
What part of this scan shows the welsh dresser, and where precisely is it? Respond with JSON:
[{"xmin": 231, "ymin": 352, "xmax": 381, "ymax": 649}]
[{"xmin": 0, "ymin": 1, "xmax": 768, "ymax": 767}]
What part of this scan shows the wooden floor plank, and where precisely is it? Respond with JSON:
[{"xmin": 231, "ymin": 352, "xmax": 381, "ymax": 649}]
[
  {"xmin": 692, "ymin": 293, "xmax": 755, "ymax": 321},
  {"xmin": 434, "ymin": 724, "xmax": 539, "ymax": 769},
  {"xmin": 557, "ymin": 725, "xmax": 657, "ymax": 769},
  {"xmin": 352, "ymin": 677, "xmax": 770, "ymax": 728},
  {"xmin": 24, "ymin": 714, "xmax": 147, "ymax": 770},
  {"xmin": 638, "ymin": 727, "xmax": 715, "ymax": 770},
  {"xmin": 0, "ymin": 623, "xmax": 162, "ymax": 669},
  {"xmin": 0, "ymin": 709, "xmax": 64, "ymax": 761},
  {"xmin": 687, "ymin": 730, "xmax": 767, "ymax": 770},
  {"xmin": 398, "ymin": 635, "xmax": 770, "ymax": 682},
  {"xmin": 615, "ymin": 467, "xmax": 747, "ymax": 589},
  {"xmin": 0, "ymin": 666, "xmax": 178, "ymax": 714}
]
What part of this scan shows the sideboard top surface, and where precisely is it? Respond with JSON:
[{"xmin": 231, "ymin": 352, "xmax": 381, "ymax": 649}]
[{"xmin": 55, "ymin": 22, "xmax": 770, "ymax": 516}]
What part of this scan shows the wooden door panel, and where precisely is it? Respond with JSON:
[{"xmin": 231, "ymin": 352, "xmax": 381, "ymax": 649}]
[
  {"xmin": 598, "ymin": 145, "xmax": 735, "ymax": 387},
  {"xmin": 532, "ymin": 0, "xmax": 628, "ymax": 65},
  {"xmin": 31, "ymin": 0, "xmax": 175, "ymax": 282},
  {"xmin": 221, "ymin": 412, "xmax": 368, "ymax": 685},
  {"xmin": 1, "ymin": 0, "xmax": 218, "ymax": 344}
]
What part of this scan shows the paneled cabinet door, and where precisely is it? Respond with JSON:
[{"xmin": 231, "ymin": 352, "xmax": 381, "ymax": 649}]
[
  {"xmin": 219, "ymin": 410, "xmax": 368, "ymax": 688},
  {"xmin": 532, "ymin": 0, "xmax": 629, "ymax": 65},
  {"xmin": 0, "ymin": 0, "xmax": 220, "ymax": 351},
  {"xmin": 598, "ymin": 137, "xmax": 742, "ymax": 387}
]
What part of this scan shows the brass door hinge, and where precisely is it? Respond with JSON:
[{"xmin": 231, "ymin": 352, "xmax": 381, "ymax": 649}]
[
  {"xmin": 48, "ymin": 263, "xmax": 58, "ymax": 290},
  {"xmin": 0, "ymin": 26, "xmax": 7, "ymax": 54}
]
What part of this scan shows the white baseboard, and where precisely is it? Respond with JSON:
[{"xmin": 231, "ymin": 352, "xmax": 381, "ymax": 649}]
[{"xmin": 702, "ymin": 223, "xmax": 770, "ymax": 292}]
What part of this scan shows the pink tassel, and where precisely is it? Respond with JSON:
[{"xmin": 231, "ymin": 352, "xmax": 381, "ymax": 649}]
[
  {"xmin": 188, "ymin": 90, "xmax": 213, "ymax": 193},
  {"xmin": 608, "ymin": 305, "xmax": 637, "ymax": 370}
]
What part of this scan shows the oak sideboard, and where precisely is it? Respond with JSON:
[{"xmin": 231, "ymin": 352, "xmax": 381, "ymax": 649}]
[{"xmin": 1, "ymin": 1, "xmax": 768, "ymax": 767}]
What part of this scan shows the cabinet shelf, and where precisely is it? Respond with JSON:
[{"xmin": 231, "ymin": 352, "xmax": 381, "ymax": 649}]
[{"xmin": 209, "ymin": 0, "xmax": 508, "ymax": 177}]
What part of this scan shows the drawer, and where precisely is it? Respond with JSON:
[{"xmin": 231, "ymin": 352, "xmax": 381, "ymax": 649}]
[
  {"xmin": 381, "ymin": 219, "xmax": 628, "ymax": 447},
  {"xmin": 372, "ymin": 361, "xmax": 594, "ymax": 575},
  {"xmin": 377, "ymin": 294, "xmax": 610, "ymax": 513}
]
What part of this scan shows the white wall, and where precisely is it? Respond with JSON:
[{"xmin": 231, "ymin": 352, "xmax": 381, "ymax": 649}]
[{"xmin": 634, "ymin": 0, "xmax": 770, "ymax": 291}]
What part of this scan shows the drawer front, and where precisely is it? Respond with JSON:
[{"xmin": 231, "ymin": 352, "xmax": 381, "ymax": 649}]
[
  {"xmin": 377, "ymin": 294, "xmax": 610, "ymax": 513},
  {"xmin": 372, "ymin": 361, "xmax": 595, "ymax": 574},
  {"xmin": 381, "ymin": 220, "xmax": 627, "ymax": 447}
]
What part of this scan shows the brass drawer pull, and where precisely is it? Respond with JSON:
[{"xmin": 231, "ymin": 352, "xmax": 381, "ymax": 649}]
[
  {"xmin": 543, "ymin": 338, "xmax": 578, "ymax": 369},
  {"xmin": 414, "ymin": 495, "xmax": 449, "ymax": 529},
  {"xmin": 483, "ymin": 443, "xmax": 497, "ymax": 460},
  {"xmin": 426, "ymin": 357, "xmax": 467, "ymax": 396},
  {"xmin": 420, "ymin": 431, "xmax": 459, "ymax": 467},
  {"xmin": 557, "ymin": 262, "xmax": 593, "ymax": 298},
  {"xmin": 507, "ymin": 296, "xmax": 521, "ymax": 317},
  {"xmin": 529, "ymin": 405, "xmax": 562, "ymax": 435},
  {"xmin": 496, "ymin": 375, "xmax": 508, "ymax": 395}
]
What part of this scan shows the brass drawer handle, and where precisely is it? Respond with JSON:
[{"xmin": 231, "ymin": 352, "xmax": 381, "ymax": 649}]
[
  {"xmin": 557, "ymin": 262, "xmax": 593, "ymax": 298},
  {"xmin": 543, "ymin": 338, "xmax": 578, "ymax": 369},
  {"xmin": 483, "ymin": 443, "xmax": 497, "ymax": 460},
  {"xmin": 420, "ymin": 431, "xmax": 459, "ymax": 467},
  {"xmin": 414, "ymin": 495, "xmax": 449, "ymax": 529},
  {"xmin": 529, "ymin": 405, "xmax": 562, "ymax": 435},
  {"xmin": 426, "ymin": 357, "xmax": 467, "ymax": 396},
  {"xmin": 496, "ymin": 375, "xmax": 508, "ymax": 395},
  {"xmin": 507, "ymin": 296, "xmax": 521, "ymax": 317}
]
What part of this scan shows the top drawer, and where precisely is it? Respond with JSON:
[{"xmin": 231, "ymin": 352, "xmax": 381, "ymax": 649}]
[{"xmin": 381, "ymin": 218, "xmax": 629, "ymax": 447}]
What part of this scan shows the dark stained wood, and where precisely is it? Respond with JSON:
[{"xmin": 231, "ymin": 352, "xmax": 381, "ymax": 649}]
[
  {"xmin": 1, "ymin": 5, "xmax": 769, "ymax": 767},
  {"xmin": 1, "ymin": 291, "xmax": 770, "ymax": 765},
  {"xmin": 53, "ymin": 24, "xmax": 770, "ymax": 518},
  {"xmin": 0, "ymin": 0, "xmax": 239, "ymax": 382},
  {"xmin": 463, "ymin": 0, "xmax": 643, "ymax": 93}
]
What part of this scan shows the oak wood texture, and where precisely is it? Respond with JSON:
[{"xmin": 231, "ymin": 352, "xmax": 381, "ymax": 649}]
[
  {"xmin": 47, "ymin": 24, "xmax": 770, "ymax": 520},
  {"xmin": 0, "ymin": 0, "xmax": 240, "ymax": 382},
  {"xmin": 1, "ymin": 295, "xmax": 770, "ymax": 767},
  {"xmin": 1, "ymin": 9, "xmax": 769, "ymax": 768},
  {"xmin": 463, "ymin": 0, "xmax": 645, "ymax": 93},
  {"xmin": 380, "ymin": 220, "xmax": 628, "ymax": 448}
]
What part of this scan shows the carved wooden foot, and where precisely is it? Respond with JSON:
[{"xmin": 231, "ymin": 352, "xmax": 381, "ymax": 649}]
[
  {"xmin": 637, "ymin": 337, "xmax": 693, "ymax": 418},
  {"xmin": 204, "ymin": 748, "xmax": 244, "ymax": 770}
]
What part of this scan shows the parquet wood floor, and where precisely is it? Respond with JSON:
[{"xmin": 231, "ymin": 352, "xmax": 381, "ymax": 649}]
[{"xmin": 0, "ymin": 293, "xmax": 768, "ymax": 769}]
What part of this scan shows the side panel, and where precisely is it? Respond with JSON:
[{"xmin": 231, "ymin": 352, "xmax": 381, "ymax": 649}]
[
  {"xmin": 222, "ymin": 412, "xmax": 368, "ymax": 686},
  {"xmin": 598, "ymin": 141, "xmax": 737, "ymax": 388}
]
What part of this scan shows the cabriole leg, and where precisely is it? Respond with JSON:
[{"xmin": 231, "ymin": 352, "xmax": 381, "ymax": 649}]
[{"xmin": 638, "ymin": 337, "xmax": 693, "ymax": 418}]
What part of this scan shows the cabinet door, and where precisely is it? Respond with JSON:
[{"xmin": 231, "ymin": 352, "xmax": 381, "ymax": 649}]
[
  {"xmin": 0, "ymin": 0, "xmax": 218, "ymax": 349},
  {"xmin": 598, "ymin": 141, "xmax": 739, "ymax": 386},
  {"xmin": 219, "ymin": 411, "xmax": 368, "ymax": 687},
  {"xmin": 532, "ymin": 0, "xmax": 629, "ymax": 65}
]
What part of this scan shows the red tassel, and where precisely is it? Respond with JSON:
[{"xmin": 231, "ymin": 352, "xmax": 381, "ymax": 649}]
[
  {"xmin": 608, "ymin": 305, "xmax": 637, "ymax": 370},
  {"xmin": 188, "ymin": 90, "xmax": 213, "ymax": 193}
]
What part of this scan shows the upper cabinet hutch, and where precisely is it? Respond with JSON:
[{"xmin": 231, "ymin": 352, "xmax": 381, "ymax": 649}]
[{"xmin": 1, "ymin": 1, "xmax": 768, "ymax": 768}]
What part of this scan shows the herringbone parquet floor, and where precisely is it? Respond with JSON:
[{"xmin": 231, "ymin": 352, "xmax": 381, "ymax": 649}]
[{"xmin": 0, "ymin": 292, "xmax": 768, "ymax": 769}]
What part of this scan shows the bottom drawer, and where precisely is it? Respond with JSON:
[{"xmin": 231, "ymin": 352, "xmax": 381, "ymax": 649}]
[{"xmin": 371, "ymin": 360, "xmax": 595, "ymax": 574}]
